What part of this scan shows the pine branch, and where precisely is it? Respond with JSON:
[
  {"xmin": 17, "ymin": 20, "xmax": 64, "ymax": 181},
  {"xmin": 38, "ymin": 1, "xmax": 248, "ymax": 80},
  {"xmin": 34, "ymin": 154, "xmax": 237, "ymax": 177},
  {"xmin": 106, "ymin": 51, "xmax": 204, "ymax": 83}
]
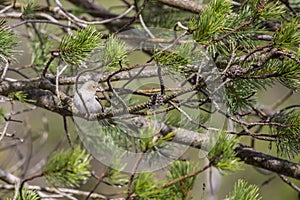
[
  {"xmin": 235, "ymin": 144, "xmax": 300, "ymax": 179},
  {"xmin": 164, "ymin": 128, "xmax": 300, "ymax": 180},
  {"xmin": 0, "ymin": 184, "xmax": 108, "ymax": 199},
  {"xmin": 1, "ymin": 77, "xmax": 300, "ymax": 179}
]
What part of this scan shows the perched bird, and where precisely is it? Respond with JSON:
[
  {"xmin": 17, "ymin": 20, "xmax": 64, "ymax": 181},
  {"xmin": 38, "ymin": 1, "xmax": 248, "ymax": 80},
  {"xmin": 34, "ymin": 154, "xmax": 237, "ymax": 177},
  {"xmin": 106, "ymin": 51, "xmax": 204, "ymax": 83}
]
[{"xmin": 73, "ymin": 80, "xmax": 108, "ymax": 125}]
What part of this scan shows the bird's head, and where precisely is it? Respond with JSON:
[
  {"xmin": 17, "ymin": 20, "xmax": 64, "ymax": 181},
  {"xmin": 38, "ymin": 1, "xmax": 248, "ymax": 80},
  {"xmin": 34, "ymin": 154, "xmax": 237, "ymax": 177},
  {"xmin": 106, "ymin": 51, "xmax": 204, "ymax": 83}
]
[{"xmin": 78, "ymin": 80, "xmax": 98, "ymax": 97}]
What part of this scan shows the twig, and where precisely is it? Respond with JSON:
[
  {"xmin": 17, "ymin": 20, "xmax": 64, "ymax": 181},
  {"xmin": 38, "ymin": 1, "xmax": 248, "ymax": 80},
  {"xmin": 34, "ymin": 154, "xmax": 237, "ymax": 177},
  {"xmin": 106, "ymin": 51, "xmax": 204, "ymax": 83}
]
[
  {"xmin": 107, "ymin": 76, "xmax": 128, "ymax": 112},
  {"xmin": 139, "ymin": 14, "xmax": 155, "ymax": 39},
  {"xmin": 116, "ymin": 0, "xmax": 149, "ymax": 33},
  {"xmin": 0, "ymin": 120, "xmax": 9, "ymax": 142},
  {"xmin": 6, "ymin": 67, "xmax": 30, "ymax": 79},
  {"xmin": 276, "ymin": 50, "xmax": 300, "ymax": 65},
  {"xmin": 162, "ymin": 164, "xmax": 211, "ymax": 189},
  {"xmin": 126, "ymin": 153, "xmax": 144, "ymax": 200},
  {"xmin": 54, "ymin": 0, "xmax": 134, "ymax": 27},
  {"xmin": 20, "ymin": 172, "xmax": 44, "ymax": 200},
  {"xmin": 0, "ymin": 3, "xmax": 13, "ymax": 14},
  {"xmin": 278, "ymin": 104, "xmax": 300, "ymax": 114},
  {"xmin": 147, "ymin": 30, "xmax": 190, "ymax": 63},
  {"xmin": 240, "ymin": 44, "xmax": 272, "ymax": 67},
  {"xmin": 279, "ymin": 0, "xmax": 297, "ymax": 15},
  {"xmin": 0, "ymin": 183, "xmax": 108, "ymax": 199},
  {"xmin": 0, "ymin": 168, "xmax": 20, "ymax": 184},
  {"xmin": 168, "ymin": 100, "xmax": 208, "ymax": 129},
  {"xmin": 86, "ymin": 172, "xmax": 107, "ymax": 200},
  {"xmin": 235, "ymin": 144, "xmax": 300, "ymax": 180},
  {"xmin": 121, "ymin": 64, "xmax": 153, "ymax": 89},
  {"xmin": 56, "ymin": 64, "xmax": 69, "ymax": 103},
  {"xmin": 0, "ymin": 132, "xmax": 23, "ymax": 142},
  {"xmin": 222, "ymin": 41, "xmax": 236, "ymax": 74},
  {"xmin": 8, "ymin": 19, "xmax": 77, "ymax": 30},
  {"xmin": 213, "ymin": 18, "xmax": 254, "ymax": 42},
  {"xmin": 42, "ymin": 53, "xmax": 56, "ymax": 77},
  {"xmin": 279, "ymin": 174, "xmax": 300, "ymax": 193},
  {"xmin": 0, "ymin": 54, "xmax": 10, "ymax": 81},
  {"xmin": 174, "ymin": 21, "xmax": 189, "ymax": 31},
  {"xmin": 63, "ymin": 116, "xmax": 73, "ymax": 148},
  {"xmin": 213, "ymin": 101, "xmax": 291, "ymax": 128}
]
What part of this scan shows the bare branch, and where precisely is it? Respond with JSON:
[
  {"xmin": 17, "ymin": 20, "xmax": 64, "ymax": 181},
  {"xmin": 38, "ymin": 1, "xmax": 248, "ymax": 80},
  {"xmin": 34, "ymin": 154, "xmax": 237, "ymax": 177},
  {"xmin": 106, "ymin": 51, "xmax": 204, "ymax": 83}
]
[
  {"xmin": 235, "ymin": 144, "xmax": 300, "ymax": 180},
  {"xmin": 157, "ymin": 0, "xmax": 205, "ymax": 13}
]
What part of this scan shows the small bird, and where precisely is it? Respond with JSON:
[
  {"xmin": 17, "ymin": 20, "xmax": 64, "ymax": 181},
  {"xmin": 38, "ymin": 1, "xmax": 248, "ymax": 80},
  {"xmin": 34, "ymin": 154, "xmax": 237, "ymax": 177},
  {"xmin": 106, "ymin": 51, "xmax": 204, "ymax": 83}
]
[{"xmin": 73, "ymin": 80, "xmax": 108, "ymax": 125}]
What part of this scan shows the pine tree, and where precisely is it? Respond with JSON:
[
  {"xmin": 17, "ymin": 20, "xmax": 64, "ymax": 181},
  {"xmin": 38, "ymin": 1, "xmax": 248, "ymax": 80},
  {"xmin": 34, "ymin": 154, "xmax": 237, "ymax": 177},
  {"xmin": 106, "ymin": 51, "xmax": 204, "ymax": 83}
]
[{"xmin": 0, "ymin": 0, "xmax": 299, "ymax": 199}]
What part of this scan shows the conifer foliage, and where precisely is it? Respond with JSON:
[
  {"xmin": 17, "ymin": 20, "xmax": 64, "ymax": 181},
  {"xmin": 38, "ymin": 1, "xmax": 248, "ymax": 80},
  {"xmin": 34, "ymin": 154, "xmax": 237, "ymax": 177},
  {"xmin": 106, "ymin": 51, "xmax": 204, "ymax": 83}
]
[{"xmin": 0, "ymin": 0, "xmax": 299, "ymax": 199}]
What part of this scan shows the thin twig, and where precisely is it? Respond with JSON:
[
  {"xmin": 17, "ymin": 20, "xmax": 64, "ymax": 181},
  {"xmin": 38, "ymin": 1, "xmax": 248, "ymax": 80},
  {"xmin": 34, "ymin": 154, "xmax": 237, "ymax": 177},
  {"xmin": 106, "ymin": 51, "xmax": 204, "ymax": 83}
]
[
  {"xmin": 63, "ymin": 116, "xmax": 73, "ymax": 148},
  {"xmin": 139, "ymin": 14, "xmax": 155, "ymax": 38},
  {"xmin": 56, "ymin": 64, "xmax": 69, "ymax": 103},
  {"xmin": 222, "ymin": 41, "xmax": 236, "ymax": 74},
  {"xmin": 147, "ymin": 30, "xmax": 190, "ymax": 63},
  {"xmin": 0, "ymin": 121, "xmax": 10, "ymax": 142},
  {"xmin": 0, "ymin": 4, "xmax": 13, "ymax": 14},
  {"xmin": 279, "ymin": 174, "xmax": 300, "ymax": 193},
  {"xmin": 54, "ymin": 0, "xmax": 134, "ymax": 27},
  {"xmin": 8, "ymin": 19, "xmax": 77, "ymax": 30},
  {"xmin": 19, "ymin": 172, "xmax": 44, "ymax": 200},
  {"xmin": 0, "ymin": 183, "xmax": 108, "ymax": 199},
  {"xmin": 213, "ymin": 18, "xmax": 254, "ymax": 42},
  {"xmin": 168, "ymin": 100, "xmax": 208, "ymax": 129},
  {"xmin": 126, "ymin": 153, "xmax": 144, "ymax": 200},
  {"xmin": 276, "ymin": 50, "xmax": 300, "ymax": 65},
  {"xmin": 0, "ymin": 54, "xmax": 10, "ymax": 81},
  {"xmin": 174, "ymin": 21, "xmax": 189, "ymax": 31},
  {"xmin": 86, "ymin": 172, "xmax": 107, "ymax": 200},
  {"xmin": 116, "ymin": 0, "xmax": 149, "ymax": 33},
  {"xmin": 162, "ymin": 164, "xmax": 211, "ymax": 189},
  {"xmin": 42, "ymin": 54, "xmax": 56, "ymax": 77}
]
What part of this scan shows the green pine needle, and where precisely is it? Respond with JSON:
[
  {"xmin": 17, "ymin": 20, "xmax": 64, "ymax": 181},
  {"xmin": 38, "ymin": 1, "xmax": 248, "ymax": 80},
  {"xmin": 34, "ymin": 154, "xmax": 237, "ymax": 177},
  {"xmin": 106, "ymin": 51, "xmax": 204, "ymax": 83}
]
[
  {"xmin": 43, "ymin": 146, "xmax": 91, "ymax": 187},
  {"xmin": 208, "ymin": 131, "xmax": 241, "ymax": 174},
  {"xmin": 167, "ymin": 160, "xmax": 198, "ymax": 199},
  {"xmin": 7, "ymin": 188, "xmax": 40, "ymax": 200},
  {"xmin": 273, "ymin": 17, "xmax": 300, "ymax": 52},
  {"xmin": 0, "ymin": 107, "xmax": 6, "ymax": 121},
  {"xmin": 100, "ymin": 35, "xmax": 127, "ymax": 70},
  {"xmin": 190, "ymin": 0, "xmax": 232, "ymax": 43},
  {"xmin": 8, "ymin": 91, "xmax": 36, "ymax": 103},
  {"xmin": 271, "ymin": 109, "xmax": 300, "ymax": 158},
  {"xmin": 225, "ymin": 79, "xmax": 257, "ymax": 113},
  {"xmin": 22, "ymin": 0, "xmax": 39, "ymax": 18},
  {"xmin": 59, "ymin": 26, "xmax": 102, "ymax": 65},
  {"xmin": 226, "ymin": 179, "xmax": 262, "ymax": 200},
  {"xmin": 0, "ymin": 20, "xmax": 18, "ymax": 60},
  {"xmin": 277, "ymin": 58, "xmax": 300, "ymax": 90},
  {"xmin": 143, "ymin": 5, "xmax": 191, "ymax": 29},
  {"xmin": 133, "ymin": 173, "xmax": 168, "ymax": 199},
  {"xmin": 133, "ymin": 173, "xmax": 156, "ymax": 196}
]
